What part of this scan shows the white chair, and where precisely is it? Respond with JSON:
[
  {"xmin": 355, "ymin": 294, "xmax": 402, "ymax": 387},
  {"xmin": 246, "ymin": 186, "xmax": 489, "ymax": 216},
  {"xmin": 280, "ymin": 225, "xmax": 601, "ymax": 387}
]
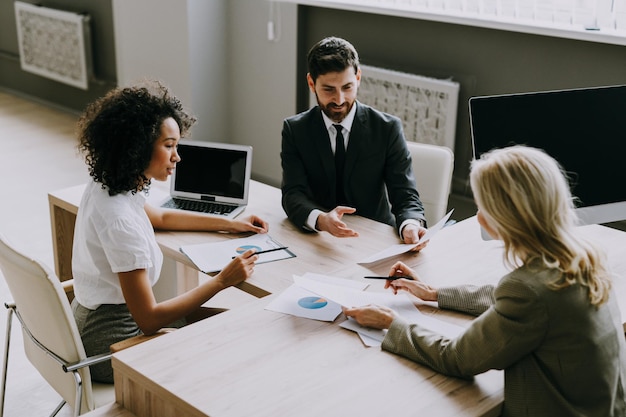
[
  {"xmin": 405, "ymin": 141, "xmax": 455, "ymax": 226},
  {"xmin": 0, "ymin": 233, "xmax": 114, "ymax": 417}
]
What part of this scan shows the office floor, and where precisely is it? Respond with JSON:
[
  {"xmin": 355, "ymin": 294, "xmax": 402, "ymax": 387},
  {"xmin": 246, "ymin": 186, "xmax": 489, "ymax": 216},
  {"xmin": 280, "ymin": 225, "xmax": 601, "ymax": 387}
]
[{"xmin": 0, "ymin": 90, "xmax": 89, "ymax": 416}]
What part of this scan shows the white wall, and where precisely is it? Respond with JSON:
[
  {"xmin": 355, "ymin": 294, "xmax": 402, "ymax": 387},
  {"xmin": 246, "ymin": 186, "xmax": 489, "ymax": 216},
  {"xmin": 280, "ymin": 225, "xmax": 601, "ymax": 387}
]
[
  {"xmin": 112, "ymin": 0, "xmax": 297, "ymax": 187},
  {"xmin": 112, "ymin": 0, "xmax": 229, "ymax": 142}
]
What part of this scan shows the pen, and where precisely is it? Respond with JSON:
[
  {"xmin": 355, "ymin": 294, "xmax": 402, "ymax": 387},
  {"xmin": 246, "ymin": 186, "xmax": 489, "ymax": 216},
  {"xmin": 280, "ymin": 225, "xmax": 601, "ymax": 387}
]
[
  {"xmin": 364, "ymin": 276, "xmax": 414, "ymax": 281},
  {"xmin": 232, "ymin": 247, "xmax": 288, "ymax": 258}
]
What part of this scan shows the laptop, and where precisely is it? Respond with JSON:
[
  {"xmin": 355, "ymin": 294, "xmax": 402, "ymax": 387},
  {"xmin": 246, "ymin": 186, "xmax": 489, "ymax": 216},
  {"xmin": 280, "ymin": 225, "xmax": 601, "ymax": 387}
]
[{"xmin": 160, "ymin": 140, "xmax": 253, "ymax": 219}]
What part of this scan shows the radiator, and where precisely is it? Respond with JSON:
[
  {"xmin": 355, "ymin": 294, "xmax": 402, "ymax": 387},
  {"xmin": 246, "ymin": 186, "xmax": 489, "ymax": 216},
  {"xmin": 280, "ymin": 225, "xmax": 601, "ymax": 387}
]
[
  {"xmin": 14, "ymin": 1, "xmax": 92, "ymax": 90},
  {"xmin": 310, "ymin": 64, "xmax": 459, "ymax": 151}
]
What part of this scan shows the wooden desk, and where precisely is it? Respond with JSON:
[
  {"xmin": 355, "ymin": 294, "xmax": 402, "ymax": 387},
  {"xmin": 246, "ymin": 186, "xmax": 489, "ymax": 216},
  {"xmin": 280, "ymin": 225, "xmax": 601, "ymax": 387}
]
[
  {"xmin": 112, "ymin": 215, "xmax": 626, "ymax": 417},
  {"xmin": 113, "ymin": 293, "xmax": 503, "ymax": 417},
  {"xmin": 48, "ymin": 181, "xmax": 402, "ymax": 297},
  {"xmin": 49, "ymin": 182, "xmax": 626, "ymax": 416}
]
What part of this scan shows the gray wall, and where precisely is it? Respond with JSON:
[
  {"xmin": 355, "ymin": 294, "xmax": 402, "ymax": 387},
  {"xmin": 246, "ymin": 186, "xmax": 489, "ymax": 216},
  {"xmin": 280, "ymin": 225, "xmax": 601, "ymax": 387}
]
[
  {"xmin": 228, "ymin": 0, "xmax": 298, "ymax": 186},
  {"xmin": 3, "ymin": 2, "xmax": 626, "ymax": 200},
  {"xmin": 0, "ymin": 0, "xmax": 298, "ymax": 187},
  {"xmin": 0, "ymin": 0, "xmax": 116, "ymax": 111},
  {"xmin": 297, "ymin": 6, "xmax": 626, "ymax": 198},
  {"xmin": 112, "ymin": 0, "xmax": 230, "ymax": 145}
]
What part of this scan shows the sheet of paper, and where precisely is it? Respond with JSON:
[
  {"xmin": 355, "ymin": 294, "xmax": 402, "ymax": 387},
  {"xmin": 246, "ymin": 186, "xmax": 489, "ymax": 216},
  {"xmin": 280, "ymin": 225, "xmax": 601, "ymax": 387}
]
[
  {"xmin": 340, "ymin": 318, "xmax": 386, "ymax": 343},
  {"xmin": 265, "ymin": 284, "xmax": 342, "ymax": 321},
  {"xmin": 180, "ymin": 234, "xmax": 294, "ymax": 273},
  {"xmin": 338, "ymin": 294, "xmax": 425, "ymax": 342},
  {"xmin": 340, "ymin": 301, "xmax": 465, "ymax": 343},
  {"xmin": 296, "ymin": 279, "xmax": 421, "ymax": 312},
  {"xmin": 265, "ymin": 273, "xmax": 367, "ymax": 321},
  {"xmin": 296, "ymin": 279, "xmax": 391, "ymax": 308},
  {"xmin": 357, "ymin": 209, "xmax": 454, "ymax": 264}
]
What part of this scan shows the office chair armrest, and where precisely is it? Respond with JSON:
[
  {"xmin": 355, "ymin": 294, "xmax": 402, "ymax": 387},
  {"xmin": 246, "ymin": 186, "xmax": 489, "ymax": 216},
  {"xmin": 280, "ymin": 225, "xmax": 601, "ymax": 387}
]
[
  {"xmin": 63, "ymin": 351, "xmax": 112, "ymax": 373},
  {"xmin": 60, "ymin": 279, "xmax": 74, "ymax": 294},
  {"xmin": 62, "ymin": 329, "xmax": 173, "ymax": 372},
  {"xmin": 109, "ymin": 328, "xmax": 175, "ymax": 353}
]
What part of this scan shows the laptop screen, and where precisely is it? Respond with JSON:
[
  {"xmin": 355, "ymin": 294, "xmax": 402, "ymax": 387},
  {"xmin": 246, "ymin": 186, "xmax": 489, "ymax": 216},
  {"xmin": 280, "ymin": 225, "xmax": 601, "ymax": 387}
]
[{"xmin": 173, "ymin": 141, "xmax": 251, "ymax": 201}]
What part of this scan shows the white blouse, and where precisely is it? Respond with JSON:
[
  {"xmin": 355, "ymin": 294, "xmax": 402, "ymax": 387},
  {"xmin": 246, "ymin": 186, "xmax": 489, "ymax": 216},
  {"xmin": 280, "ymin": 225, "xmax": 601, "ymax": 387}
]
[{"xmin": 72, "ymin": 181, "xmax": 162, "ymax": 310}]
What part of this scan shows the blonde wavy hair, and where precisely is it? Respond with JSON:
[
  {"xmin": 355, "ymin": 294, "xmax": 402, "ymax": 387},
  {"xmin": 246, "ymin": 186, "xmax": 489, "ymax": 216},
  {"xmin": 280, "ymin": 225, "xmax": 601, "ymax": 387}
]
[{"xmin": 470, "ymin": 145, "xmax": 611, "ymax": 306}]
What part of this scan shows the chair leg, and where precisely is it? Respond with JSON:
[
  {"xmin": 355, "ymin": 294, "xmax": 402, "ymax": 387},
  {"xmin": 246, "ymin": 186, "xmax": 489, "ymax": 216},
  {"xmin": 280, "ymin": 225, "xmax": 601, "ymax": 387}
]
[
  {"xmin": 0, "ymin": 306, "xmax": 14, "ymax": 417},
  {"xmin": 49, "ymin": 399, "xmax": 67, "ymax": 417},
  {"xmin": 71, "ymin": 370, "xmax": 83, "ymax": 417}
]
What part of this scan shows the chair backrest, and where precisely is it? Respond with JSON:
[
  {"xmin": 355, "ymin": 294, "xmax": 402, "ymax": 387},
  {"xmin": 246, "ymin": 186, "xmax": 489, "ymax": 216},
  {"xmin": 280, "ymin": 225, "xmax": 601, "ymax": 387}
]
[
  {"xmin": 0, "ymin": 234, "xmax": 96, "ymax": 413},
  {"xmin": 405, "ymin": 141, "xmax": 454, "ymax": 226}
]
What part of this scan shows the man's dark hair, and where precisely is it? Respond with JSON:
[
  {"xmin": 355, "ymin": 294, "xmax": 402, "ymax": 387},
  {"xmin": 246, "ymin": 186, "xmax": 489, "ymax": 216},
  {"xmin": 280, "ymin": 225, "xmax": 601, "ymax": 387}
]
[{"xmin": 307, "ymin": 36, "xmax": 360, "ymax": 82}]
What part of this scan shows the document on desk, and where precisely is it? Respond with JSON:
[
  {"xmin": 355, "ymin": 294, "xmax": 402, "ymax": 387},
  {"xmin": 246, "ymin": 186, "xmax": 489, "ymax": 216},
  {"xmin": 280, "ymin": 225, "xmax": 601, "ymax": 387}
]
[
  {"xmin": 340, "ymin": 305, "xmax": 465, "ymax": 347},
  {"xmin": 180, "ymin": 234, "xmax": 295, "ymax": 274},
  {"xmin": 357, "ymin": 209, "xmax": 454, "ymax": 264},
  {"xmin": 264, "ymin": 273, "xmax": 368, "ymax": 322},
  {"xmin": 338, "ymin": 293, "xmax": 423, "ymax": 346},
  {"xmin": 295, "ymin": 279, "xmax": 464, "ymax": 346}
]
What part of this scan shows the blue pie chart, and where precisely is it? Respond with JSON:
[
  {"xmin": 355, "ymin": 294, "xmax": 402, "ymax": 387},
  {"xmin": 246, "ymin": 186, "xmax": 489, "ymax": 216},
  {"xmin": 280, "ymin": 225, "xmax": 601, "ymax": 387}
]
[
  {"xmin": 235, "ymin": 245, "xmax": 262, "ymax": 254},
  {"xmin": 298, "ymin": 296, "xmax": 328, "ymax": 309}
]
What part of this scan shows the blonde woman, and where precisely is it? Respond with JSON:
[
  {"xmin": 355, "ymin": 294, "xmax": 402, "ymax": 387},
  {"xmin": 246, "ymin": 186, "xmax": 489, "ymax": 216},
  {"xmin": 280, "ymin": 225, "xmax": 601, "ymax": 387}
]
[{"xmin": 344, "ymin": 145, "xmax": 626, "ymax": 416}]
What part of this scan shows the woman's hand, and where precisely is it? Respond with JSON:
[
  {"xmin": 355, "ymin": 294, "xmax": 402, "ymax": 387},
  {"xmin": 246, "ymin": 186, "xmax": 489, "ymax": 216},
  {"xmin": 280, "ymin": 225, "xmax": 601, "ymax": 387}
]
[
  {"xmin": 385, "ymin": 261, "xmax": 438, "ymax": 302},
  {"xmin": 229, "ymin": 215, "xmax": 269, "ymax": 234},
  {"xmin": 214, "ymin": 249, "xmax": 258, "ymax": 288},
  {"xmin": 342, "ymin": 304, "xmax": 396, "ymax": 330}
]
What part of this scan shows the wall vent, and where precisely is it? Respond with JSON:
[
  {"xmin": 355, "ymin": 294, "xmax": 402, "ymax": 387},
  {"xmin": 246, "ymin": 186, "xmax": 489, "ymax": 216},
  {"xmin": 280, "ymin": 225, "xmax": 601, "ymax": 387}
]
[
  {"xmin": 14, "ymin": 1, "xmax": 92, "ymax": 90},
  {"xmin": 310, "ymin": 64, "xmax": 459, "ymax": 151}
]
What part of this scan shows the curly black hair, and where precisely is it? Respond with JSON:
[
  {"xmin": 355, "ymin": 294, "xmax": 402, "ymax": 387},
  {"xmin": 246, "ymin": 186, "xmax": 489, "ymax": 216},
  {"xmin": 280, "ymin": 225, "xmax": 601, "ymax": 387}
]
[{"xmin": 76, "ymin": 80, "xmax": 197, "ymax": 196}]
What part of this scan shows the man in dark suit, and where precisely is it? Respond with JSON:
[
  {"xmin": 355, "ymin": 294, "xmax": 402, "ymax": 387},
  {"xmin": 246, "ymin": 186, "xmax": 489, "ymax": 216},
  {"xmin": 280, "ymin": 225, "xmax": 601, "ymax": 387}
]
[{"xmin": 281, "ymin": 36, "xmax": 427, "ymax": 245}]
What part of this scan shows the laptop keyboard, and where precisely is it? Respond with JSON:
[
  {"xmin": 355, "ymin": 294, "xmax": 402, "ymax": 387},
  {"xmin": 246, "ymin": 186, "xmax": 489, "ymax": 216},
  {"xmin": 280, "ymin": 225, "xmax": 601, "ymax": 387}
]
[{"xmin": 162, "ymin": 198, "xmax": 236, "ymax": 216}]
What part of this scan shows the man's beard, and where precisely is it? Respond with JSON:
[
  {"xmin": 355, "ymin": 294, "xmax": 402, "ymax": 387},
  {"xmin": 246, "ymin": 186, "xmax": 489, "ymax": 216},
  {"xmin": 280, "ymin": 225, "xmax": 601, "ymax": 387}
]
[{"xmin": 317, "ymin": 96, "xmax": 353, "ymax": 123}]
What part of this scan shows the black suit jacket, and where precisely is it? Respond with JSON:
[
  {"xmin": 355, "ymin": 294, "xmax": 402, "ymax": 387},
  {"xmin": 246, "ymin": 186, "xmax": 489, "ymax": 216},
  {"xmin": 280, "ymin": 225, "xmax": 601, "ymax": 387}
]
[{"xmin": 280, "ymin": 102, "xmax": 425, "ymax": 233}]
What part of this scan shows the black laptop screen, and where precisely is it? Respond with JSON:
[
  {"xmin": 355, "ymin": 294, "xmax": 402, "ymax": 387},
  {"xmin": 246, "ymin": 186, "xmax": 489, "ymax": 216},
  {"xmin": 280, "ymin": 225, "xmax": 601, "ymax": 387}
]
[{"xmin": 174, "ymin": 144, "xmax": 248, "ymax": 199}]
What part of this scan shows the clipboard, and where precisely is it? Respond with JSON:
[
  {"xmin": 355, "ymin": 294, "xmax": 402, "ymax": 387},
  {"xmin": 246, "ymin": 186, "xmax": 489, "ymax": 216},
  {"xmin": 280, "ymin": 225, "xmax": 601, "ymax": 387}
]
[{"xmin": 180, "ymin": 234, "xmax": 295, "ymax": 273}]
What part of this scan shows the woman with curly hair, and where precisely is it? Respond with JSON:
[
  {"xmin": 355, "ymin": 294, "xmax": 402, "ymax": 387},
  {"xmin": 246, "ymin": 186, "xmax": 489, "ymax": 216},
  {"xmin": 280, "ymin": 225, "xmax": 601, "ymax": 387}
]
[
  {"xmin": 72, "ymin": 80, "xmax": 269, "ymax": 382},
  {"xmin": 343, "ymin": 145, "xmax": 626, "ymax": 416}
]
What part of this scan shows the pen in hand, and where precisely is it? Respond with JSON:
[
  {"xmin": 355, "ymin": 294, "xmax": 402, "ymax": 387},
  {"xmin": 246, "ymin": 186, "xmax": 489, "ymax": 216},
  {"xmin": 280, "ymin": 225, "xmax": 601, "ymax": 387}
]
[
  {"xmin": 364, "ymin": 276, "xmax": 414, "ymax": 281},
  {"xmin": 232, "ymin": 247, "xmax": 288, "ymax": 259}
]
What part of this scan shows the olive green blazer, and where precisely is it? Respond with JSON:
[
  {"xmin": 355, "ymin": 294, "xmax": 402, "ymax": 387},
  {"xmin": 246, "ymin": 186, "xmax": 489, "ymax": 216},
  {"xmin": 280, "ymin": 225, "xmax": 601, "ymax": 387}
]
[{"xmin": 383, "ymin": 264, "xmax": 626, "ymax": 417}]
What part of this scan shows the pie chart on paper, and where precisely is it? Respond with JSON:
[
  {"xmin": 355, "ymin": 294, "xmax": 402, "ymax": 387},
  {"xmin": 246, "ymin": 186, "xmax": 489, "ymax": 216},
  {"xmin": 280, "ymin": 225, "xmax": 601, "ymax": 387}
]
[
  {"xmin": 297, "ymin": 296, "xmax": 328, "ymax": 309},
  {"xmin": 235, "ymin": 245, "xmax": 262, "ymax": 254}
]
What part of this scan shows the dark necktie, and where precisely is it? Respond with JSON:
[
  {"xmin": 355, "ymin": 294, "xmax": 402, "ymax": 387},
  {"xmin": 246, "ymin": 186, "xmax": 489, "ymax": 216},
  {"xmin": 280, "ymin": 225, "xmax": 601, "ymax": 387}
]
[{"xmin": 334, "ymin": 124, "xmax": 346, "ymax": 205}]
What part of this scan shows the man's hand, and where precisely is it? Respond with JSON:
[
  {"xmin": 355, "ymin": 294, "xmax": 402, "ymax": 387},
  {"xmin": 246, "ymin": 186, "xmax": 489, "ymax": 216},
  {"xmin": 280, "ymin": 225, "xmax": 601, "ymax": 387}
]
[
  {"xmin": 402, "ymin": 223, "xmax": 428, "ymax": 252},
  {"xmin": 316, "ymin": 206, "xmax": 359, "ymax": 238}
]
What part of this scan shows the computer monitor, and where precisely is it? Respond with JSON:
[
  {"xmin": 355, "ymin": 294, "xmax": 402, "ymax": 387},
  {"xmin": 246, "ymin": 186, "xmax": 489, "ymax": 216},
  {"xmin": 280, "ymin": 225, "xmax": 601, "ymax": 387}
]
[{"xmin": 469, "ymin": 84, "xmax": 626, "ymax": 226}]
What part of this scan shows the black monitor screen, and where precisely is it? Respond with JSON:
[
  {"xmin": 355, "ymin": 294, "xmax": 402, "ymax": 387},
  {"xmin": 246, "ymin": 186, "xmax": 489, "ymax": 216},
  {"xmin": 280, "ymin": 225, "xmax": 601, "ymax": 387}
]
[{"xmin": 469, "ymin": 85, "xmax": 626, "ymax": 215}]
